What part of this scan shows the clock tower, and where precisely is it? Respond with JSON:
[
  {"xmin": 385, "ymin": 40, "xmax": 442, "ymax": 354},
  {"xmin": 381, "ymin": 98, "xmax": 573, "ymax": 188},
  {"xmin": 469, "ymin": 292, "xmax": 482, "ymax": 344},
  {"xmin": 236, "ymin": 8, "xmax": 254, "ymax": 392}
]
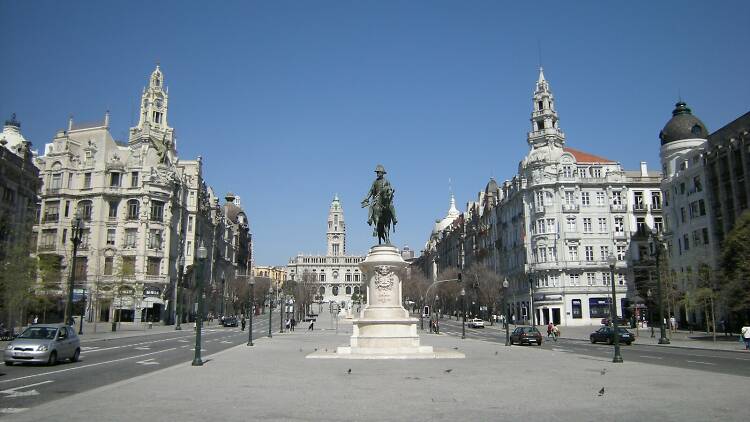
[
  {"xmin": 129, "ymin": 65, "xmax": 176, "ymax": 164},
  {"xmin": 327, "ymin": 195, "xmax": 346, "ymax": 256}
]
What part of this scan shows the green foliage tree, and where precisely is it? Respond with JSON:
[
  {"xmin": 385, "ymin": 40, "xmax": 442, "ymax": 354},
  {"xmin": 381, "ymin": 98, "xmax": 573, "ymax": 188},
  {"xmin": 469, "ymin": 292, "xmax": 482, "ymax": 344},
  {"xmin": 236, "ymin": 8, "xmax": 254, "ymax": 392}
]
[
  {"xmin": 0, "ymin": 239, "xmax": 37, "ymax": 329},
  {"xmin": 719, "ymin": 210, "xmax": 750, "ymax": 314}
]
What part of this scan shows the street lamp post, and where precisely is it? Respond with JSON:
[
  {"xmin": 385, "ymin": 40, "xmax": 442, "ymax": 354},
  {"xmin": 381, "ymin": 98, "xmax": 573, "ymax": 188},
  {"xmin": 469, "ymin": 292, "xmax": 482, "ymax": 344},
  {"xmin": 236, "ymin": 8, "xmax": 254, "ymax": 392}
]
[
  {"xmin": 419, "ymin": 296, "xmax": 424, "ymax": 331},
  {"xmin": 268, "ymin": 290, "xmax": 273, "ymax": 338},
  {"xmin": 607, "ymin": 254, "xmax": 624, "ymax": 363},
  {"xmin": 279, "ymin": 293, "xmax": 285, "ymax": 333},
  {"xmin": 650, "ymin": 230, "xmax": 670, "ymax": 344},
  {"xmin": 528, "ymin": 269, "xmax": 536, "ymax": 327},
  {"xmin": 65, "ymin": 213, "xmax": 84, "ymax": 326},
  {"xmin": 175, "ymin": 255, "xmax": 185, "ymax": 330},
  {"xmin": 460, "ymin": 287, "xmax": 466, "ymax": 339},
  {"xmin": 433, "ymin": 294, "xmax": 439, "ymax": 334},
  {"xmin": 503, "ymin": 278, "xmax": 510, "ymax": 346},
  {"xmin": 247, "ymin": 278, "xmax": 254, "ymax": 346},
  {"xmin": 192, "ymin": 241, "xmax": 208, "ymax": 366}
]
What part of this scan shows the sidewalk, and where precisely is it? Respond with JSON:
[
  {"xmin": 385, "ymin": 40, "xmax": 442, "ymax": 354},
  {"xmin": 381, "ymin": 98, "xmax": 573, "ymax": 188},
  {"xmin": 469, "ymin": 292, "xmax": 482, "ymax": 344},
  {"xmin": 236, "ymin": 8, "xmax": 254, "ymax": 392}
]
[{"xmin": 8, "ymin": 313, "xmax": 748, "ymax": 422}]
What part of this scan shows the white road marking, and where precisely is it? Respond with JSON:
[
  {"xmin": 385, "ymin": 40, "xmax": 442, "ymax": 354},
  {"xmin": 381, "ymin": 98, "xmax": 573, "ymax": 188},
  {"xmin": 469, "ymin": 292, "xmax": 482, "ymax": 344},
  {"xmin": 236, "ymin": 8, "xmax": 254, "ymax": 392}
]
[
  {"xmin": 0, "ymin": 380, "xmax": 54, "ymax": 398},
  {"xmin": 0, "ymin": 348, "xmax": 177, "ymax": 384},
  {"xmin": 134, "ymin": 347, "xmax": 151, "ymax": 350},
  {"xmin": 221, "ymin": 341, "xmax": 232, "ymax": 344},
  {"xmin": 0, "ymin": 408, "xmax": 29, "ymax": 414},
  {"xmin": 552, "ymin": 348, "xmax": 572, "ymax": 353},
  {"xmin": 80, "ymin": 346, "xmax": 100, "ymax": 351},
  {"xmin": 190, "ymin": 348, "xmax": 207, "ymax": 352},
  {"xmin": 686, "ymin": 360, "xmax": 716, "ymax": 366},
  {"xmin": 136, "ymin": 358, "xmax": 160, "ymax": 365},
  {"xmin": 178, "ymin": 339, "xmax": 189, "ymax": 343},
  {"xmin": 734, "ymin": 357, "xmax": 750, "ymax": 361},
  {"xmin": 639, "ymin": 355, "xmax": 663, "ymax": 359}
]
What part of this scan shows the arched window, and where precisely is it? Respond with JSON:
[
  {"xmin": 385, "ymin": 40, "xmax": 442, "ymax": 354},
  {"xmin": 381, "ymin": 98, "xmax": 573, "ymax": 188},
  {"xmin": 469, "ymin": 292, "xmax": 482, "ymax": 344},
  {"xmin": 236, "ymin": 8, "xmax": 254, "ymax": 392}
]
[
  {"xmin": 127, "ymin": 199, "xmax": 140, "ymax": 220},
  {"xmin": 353, "ymin": 286, "xmax": 360, "ymax": 295},
  {"xmin": 319, "ymin": 286, "xmax": 325, "ymax": 295},
  {"xmin": 354, "ymin": 273, "xmax": 360, "ymax": 282},
  {"xmin": 332, "ymin": 285, "xmax": 339, "ymax": 296},
  {"xmin": 320, "ymin": 273, "xmax": 326, "ymax": 282},
  {"xmin": 345, "ymin": 286, "xmax": 352, "ymax": 295},
  {"xmin": 77, "ymin": 200, "xmax": 93, "ymax": 221}
]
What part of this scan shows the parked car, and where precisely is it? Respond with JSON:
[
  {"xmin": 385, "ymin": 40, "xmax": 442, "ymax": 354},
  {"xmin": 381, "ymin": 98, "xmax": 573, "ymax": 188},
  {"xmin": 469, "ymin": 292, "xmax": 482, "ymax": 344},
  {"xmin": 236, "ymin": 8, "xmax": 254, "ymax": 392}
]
[
  {"xmin": 467, "ymin": 318, "xmax": 485, "ymax": 328},
  {"xmin": 4, "ymin": 324, "xmax": 80, "ymax": 366},
  {"xmin": 590, "ymin": 326, "xmax": 634, "ymax": 345},
  {"xmin": 222, "ymin": 317, "xmax": 238, "ymax": 327},
  {"xmin": 601, "ymin": 317, "xmax": 630, "ymax": 327},
  {"xmin": 510, "ymin": 326, "xmax": 543, "ymax": 346}
]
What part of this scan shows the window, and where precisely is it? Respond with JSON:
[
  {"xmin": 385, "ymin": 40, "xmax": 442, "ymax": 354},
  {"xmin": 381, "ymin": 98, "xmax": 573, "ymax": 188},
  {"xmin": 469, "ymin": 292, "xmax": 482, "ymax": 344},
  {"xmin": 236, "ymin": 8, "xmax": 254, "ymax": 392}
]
[
  {"xmin": 538, "ymin": 247, "xmax": 547, "ymax": 263},
  {"xmin": 106, "ymin": 229, "xmax": 116, "ymax": 245},
  {"xmin": 125, "ymin": 229, "xmax": 137, "ymax": 249},
  {"xmin": 683, "ymin": 234, "xmax": 690, "ymax": 251},
  {"xmin": 569, "ymin": 273, "xmax": 580, "ymax": 286},
  {"xmin": 121, "ymin": 256, "xmax": 135, "ymax": 276},
  {"xmin": 598, "ymin": 218, "xmax": 607, "ymax": 232},
  {"xmin": 109, "ymin": 172, "xmax": 121, "ymax": 187},
  {"xmin": 104, "ymin": 257, "xmax": 113, "ymax": 275},
  {"xmin": 149, "ymin": 229, "xmax": 162, "ymax": 250},
  {"xmin": 50, "ymin": 173, "xmax": 62, "ymax": 190},
  {"xmin": 564, "ymin": 191, "xmax": 575, "ymax": 205},
  {"xmin": 698, "ymin": 199, "xmax": 706, "ymax": 216},
  {"xmin": 127, "ymin": 200, "xmax": 140, "ymax": 220},
  {"xmin": 43, "ymin": 202, "xmax": 60, "ymax": 223},
  {"xmin": 332, "ymin": 285, "xmax": 339, "ymax": 296},
  {"xmin": 77, "ymin": 200, "xmax": 93, "ymax": 221},
  {"xmin": 600, "ymin": 246, "xmax": 610, "ymax": 260},
  {"xmin": 571, "ymin": 299, "xmax": 582, "ymax": 319},
  {"xmin": 566, "ymin": 217, "xmax": 576, "ymax": 232},
  {"xmin": 636, "ymin": 217, "xmax": 647, "ymax": 234},
  {"xmin": 320, "ymin": 274, "xmax": 326, "ymax": 282},
  {"xmin": 345, "ymin": 274, "xmax": 352, "ymax": 282},
  {"xmin": 548, "ymin": 274, "xmax": 559, "ymax": 287},
  {"xmin": 147, "ymin": 258, "xmax": 161, "ymax": 276},
  {"xmin": 596, "ymin": 191, "xmax": 606, "ymax": 206},
  {"xmin": 634, "ymin": 192, "xmax": 645, "ymax": 210},
  {"xmin": 354, "ymin": 274, "xmax": 360, "ymax": 282},
  {"xmin": 568, "ymin": 245, "xmax": 579, "ymax": 261},
  {"xmin": 587, "ymin": 272, "xmax": 596, "ymax": 286},
  {"xmin": 150, "ymin": 201, "xmax": 164, "ymax": 222},
  {"xmin": 562, "ymin": 166, "xmax": 573, "ymax": 178},
  {"xmin": 345, "ymin": 286, "xmax": 352, "ymax": 295},
  {"xmin": 584, "ymin": 246, "xmax": 594, "ymax": 261},
  {"xmin": 547, "ymin": 246, "xmax": 557, "ymax": 262},
  {"xmin": 651, "ymin": 192, "xmax": 662, "ymax": 210},
  {"xmin": 610, "ymin": 192, "xmax": 622, "ymax": 208},
  {"xmin": 74, "ymin": 257, "xmax": 87, "ymax": 281},
  {"xmin": 186, "ymin": 241, "xmax": 192, "ymax": 256},
  {"xmin": 692, "ymin": 230, "xmax": 701, "ymax": 245},
  {"xmin": 680, "ymin": 207, "xmax": 686, "ymax": 223},
  {"xmin": 591, "ymin": 167, "xmax": 602, "ymax": 178},
  {"xmin": 107, "ymin": 201, "xmax": 118, "ymax": 219},
  {"xmin": 616, "ymin": 245, "xmax": 627, "ymax": 261},
  {"xmin": 64, "ymin": 201, "xmax": 70, "ymax": 217},
  {"xmin": 332, "ymin": 244, "xmax": 340, "ymax": 255},
  {"xmin": 67, "ymin": 173, "xmax": 73, "ymax": 188},
  {"xmin": 40, "ymin": 229, "xmax": 57, "ymax": 249},
  {"xmin": 131, "ymin": 172, "xmax": 139, "ymax": 188},
  {"xmin": 654, "ymin": 217, "xmax": 663, "ymax": 233},
  {"xmin": 602, "ymin": 272, "xmax": 611, "ymax": 286},
  {"xmin": 79, "ymin": 229, "xmax": 90, "ymax": 249},
  {"xmin": 581, "ymin": 192, "xmax": 590, "ymax": 207},
  {"xmin": 702, "ymin": 228, "xmax": 710, "ymax": 244},
  {"xmin": 693, "ymin": 176, "xmax": 702, "ymax": 192},
  {"xmin": 152, "ymin": 111, "xmax": 162, "ymax": 124},
  {"xmin": 583, "ymin": 218, "xmax": 592, "ymax": 233}
]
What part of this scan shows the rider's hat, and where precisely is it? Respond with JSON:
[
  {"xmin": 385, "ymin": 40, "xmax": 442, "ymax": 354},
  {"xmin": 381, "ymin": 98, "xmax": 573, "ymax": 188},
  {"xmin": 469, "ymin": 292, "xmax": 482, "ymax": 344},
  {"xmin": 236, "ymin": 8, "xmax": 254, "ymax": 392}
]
[{"xmin": 375, "ymin": 164, "xmax": 387, "ymax": 174}]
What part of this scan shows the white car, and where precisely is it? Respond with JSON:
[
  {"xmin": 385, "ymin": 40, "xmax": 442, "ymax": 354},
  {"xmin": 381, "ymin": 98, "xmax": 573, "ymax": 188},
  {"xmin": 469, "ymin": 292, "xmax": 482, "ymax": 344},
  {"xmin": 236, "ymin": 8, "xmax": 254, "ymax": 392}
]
[{"xmin": 467, "ymin": 318, "xmax": 485, "ymax": 328}]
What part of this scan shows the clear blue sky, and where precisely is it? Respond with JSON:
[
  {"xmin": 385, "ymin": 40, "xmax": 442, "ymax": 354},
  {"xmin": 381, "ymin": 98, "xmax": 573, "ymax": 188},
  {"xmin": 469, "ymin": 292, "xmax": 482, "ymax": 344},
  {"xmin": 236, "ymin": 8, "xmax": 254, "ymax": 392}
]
[{"xmin": 2, "ymin": 1, "xmax": 749, "ymax": 266}]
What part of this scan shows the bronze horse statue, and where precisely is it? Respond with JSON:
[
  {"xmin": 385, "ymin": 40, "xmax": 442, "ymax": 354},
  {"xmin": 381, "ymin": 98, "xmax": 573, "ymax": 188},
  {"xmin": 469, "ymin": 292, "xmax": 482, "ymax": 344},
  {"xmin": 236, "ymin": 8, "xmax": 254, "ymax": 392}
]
[{"xmin": 371, "ymin": 187, "xmax": 396, "ymax": 245}]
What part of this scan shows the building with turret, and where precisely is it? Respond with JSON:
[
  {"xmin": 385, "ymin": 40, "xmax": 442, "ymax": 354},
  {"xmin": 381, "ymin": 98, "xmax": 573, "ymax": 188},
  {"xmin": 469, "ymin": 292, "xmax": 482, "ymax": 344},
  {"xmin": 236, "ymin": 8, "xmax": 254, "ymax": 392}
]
[{"xmin": 286, "ymin": 196, "xmax": 365, "ymax": 305}]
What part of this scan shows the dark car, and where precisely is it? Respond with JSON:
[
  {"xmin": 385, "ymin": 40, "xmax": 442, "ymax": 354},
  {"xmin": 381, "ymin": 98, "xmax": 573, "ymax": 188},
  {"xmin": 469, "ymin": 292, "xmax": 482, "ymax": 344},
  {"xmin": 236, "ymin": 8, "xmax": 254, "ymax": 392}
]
[
  {"xmin": 510, "ymin": 326, "xmax": 543, "ymax": 346},
  {"xmin": 590, "ymin": 326, "xmax": 634, "ymax": 345},
  {"xmin": 601, "ymin": 317, "xmax": 630, "ymax": 327},
  {"xmin": 222, "ymin": 317, "xmax": 238, "ymax": 327}
]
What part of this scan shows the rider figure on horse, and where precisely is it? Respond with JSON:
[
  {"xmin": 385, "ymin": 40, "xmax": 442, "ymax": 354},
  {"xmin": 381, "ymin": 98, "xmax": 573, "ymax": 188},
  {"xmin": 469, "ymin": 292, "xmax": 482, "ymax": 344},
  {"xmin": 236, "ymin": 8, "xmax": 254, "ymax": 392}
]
[{"xmin": 361, "ymin": 164, "xmax": 397, "ymax": 242}]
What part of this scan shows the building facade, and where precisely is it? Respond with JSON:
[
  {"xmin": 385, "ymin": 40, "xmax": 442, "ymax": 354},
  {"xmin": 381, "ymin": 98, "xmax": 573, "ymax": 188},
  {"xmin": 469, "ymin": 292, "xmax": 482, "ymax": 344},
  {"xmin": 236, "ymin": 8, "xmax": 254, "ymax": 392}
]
[
  {"xmin": 286, "ymin": 195, "xmax": 365, "ymax": 305},
  {"xmin": 420, "ymin": 69, "xmax": 663, "ymax": 326},
  {"xmin": 32, "ymin": 66, "xmax": 251, "ymax": 324}
]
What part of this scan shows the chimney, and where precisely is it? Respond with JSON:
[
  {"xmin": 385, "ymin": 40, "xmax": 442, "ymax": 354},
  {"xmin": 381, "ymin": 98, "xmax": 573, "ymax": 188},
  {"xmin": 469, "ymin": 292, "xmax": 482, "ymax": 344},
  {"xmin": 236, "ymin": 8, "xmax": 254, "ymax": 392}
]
[
  {"xmin": 640, "ymin": 161, "xmax": 648, "ymax": 177},
  {"xmin": 104, "ymin": 110, "xmax": 110, "ymax": 128},
  {"xmin": 68, "ymin": 115, "xmax": 74, "ymax": 131}
]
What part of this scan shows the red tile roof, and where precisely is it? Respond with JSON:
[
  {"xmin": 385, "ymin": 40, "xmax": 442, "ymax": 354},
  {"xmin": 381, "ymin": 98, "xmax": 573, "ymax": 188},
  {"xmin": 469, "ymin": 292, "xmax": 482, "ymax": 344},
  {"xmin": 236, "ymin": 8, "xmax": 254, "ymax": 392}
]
[{"xmin": 563, "ymin": 147, "xmax": 615, "ymax": 163}]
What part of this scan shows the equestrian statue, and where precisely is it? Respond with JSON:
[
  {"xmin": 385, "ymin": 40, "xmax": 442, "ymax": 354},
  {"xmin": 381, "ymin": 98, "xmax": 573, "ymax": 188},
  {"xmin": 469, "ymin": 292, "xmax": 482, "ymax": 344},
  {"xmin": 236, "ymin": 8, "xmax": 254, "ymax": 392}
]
[{"xmin": 361, "ymin": 164, "xmax": 398, "ymax": 245}]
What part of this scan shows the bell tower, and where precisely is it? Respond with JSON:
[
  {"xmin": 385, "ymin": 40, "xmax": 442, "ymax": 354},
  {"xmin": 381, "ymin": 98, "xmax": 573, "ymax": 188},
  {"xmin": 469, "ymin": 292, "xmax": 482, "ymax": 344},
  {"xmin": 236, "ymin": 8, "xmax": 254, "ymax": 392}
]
[
  {"xmin": 129, "ymin": 65, "xmax": 175, "ymax": 162},
  {"xmin": 527, "ymin": 67, "xmax": 565, "ymax": 149},
  {"xmin": 327, "ymin": 195, "xmax": 346, "ymax": 256}
]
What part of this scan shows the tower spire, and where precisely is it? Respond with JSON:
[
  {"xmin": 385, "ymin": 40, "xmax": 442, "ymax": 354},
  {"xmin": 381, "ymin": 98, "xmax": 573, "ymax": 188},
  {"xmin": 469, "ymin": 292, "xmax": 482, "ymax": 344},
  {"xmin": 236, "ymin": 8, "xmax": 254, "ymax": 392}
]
[
  {"xmin": 327, "ymin": 196, "xmax": 346, "ymax": 256},
  {"xmin": 527, "ymin": 67, "xmax": 565, "ymax": 149}
]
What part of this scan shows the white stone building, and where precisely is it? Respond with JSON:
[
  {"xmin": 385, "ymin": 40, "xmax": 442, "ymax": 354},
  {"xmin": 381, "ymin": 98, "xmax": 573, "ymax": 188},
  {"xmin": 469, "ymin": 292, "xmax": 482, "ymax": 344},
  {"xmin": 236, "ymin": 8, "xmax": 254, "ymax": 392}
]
[{"xmin": 287, "ymin": 196, "xmax": 365, "ymax": 305}]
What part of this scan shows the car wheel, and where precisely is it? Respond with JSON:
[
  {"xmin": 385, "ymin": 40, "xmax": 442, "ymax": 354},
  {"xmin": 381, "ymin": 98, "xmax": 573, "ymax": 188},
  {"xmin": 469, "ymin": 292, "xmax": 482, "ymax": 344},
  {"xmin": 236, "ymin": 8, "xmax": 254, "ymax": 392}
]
[
  {"xmin": 590, "ymin": 337, "xmax": 596, "ymax": 344},
  {"xmin": 537, "ymin": 340, "xmax": 543, "ymax": 346},
  {"xmin": 626, "ymin": 342, "xmax": 632, "ymax": 346},
  {"xmin": 4, "ymin": 361, "xmax": 13, "ymax": 366},
  {"xmin": 71, "ymin": 348, "xmax": 80, "ymax": 362},
  {"xmin": 47, "ymin": 351, "xmax": 57, "ymax": 366}
]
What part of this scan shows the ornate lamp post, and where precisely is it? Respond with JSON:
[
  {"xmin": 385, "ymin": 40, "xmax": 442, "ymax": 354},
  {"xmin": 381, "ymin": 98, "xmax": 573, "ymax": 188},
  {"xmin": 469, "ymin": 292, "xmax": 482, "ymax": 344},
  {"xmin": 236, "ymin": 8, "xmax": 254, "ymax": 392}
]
[
  {"xmin": 433, "ymin": 294, "xmax": 439, "ymax": 334},
  {"xmin": 247, "ymin": 277, "xmax": 255, "ymax": 346},
  {"xmin": 649, "ymin": 229, "xmax": 670, "ymax": 344},
  {"xmin": 192, "ymin": 241, "xmax": 208, "ymax": 366},
  {"xmin": 268, "ymin": 290, "xmax": 273, "ymax": 338},
  {"xmin": 607, "ymin": 253, "xmax": 624, "ymax": 363},
  {"xmin": 175, "ymin": 255, "xmax": 185, "ymax": 330},
  {"xmin": 78, "ymin": 289, "xmax": 86, "ymax": 334},
  {"xmin": 528, "ymin": 268, "xmax": 536, "ymax": 327},
  {"xmin": 65, "ymin": 212, "xmax": 84, "ymax": 326},
  {"xmin": 503, "ymin": 278, "xmax": 510, "ymax": 346},
  {"xmin": 460, "ymin": 287, "xmax": 466, "ymax": 339},
  {"xmin": 279, "ymin": 291, "xmax": 285, "ymax": 333},
  {"xmin": 419, "ymin": 296, "xmax": 424, "ymax": 331}
]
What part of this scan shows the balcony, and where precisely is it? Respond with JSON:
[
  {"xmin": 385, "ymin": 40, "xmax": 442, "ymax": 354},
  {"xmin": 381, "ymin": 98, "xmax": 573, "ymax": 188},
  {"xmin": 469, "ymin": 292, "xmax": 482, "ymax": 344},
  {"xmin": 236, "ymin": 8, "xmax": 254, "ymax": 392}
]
[
  {"xmin": 42, "ymin": 214, "xmax": 59, "ymax": 223},
  {"xmin": 533, "ymin": 205, "xmax": 545, "ymax": 215},
  {"xmin": 610, "ymin": 204, "xmax": 627, "ymax": 213},
  {"xmin": 562, "ymin": 204, "xmax": 580, "ymax": 213},
  {"xmin": 38, "ymin": 243, "xmax": 56, "ymax": 252},
  {"xmin": 632, "ymin": 204, "xmax": 649, "ymax": 213}
]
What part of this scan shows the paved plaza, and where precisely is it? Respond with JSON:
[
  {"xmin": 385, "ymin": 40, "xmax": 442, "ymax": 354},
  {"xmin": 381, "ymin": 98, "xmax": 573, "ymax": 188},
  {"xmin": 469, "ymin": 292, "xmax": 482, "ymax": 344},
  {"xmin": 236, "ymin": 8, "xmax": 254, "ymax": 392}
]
[{"xmin": 7, "ymin": 312, "xmax": 749, "ymax": 422}]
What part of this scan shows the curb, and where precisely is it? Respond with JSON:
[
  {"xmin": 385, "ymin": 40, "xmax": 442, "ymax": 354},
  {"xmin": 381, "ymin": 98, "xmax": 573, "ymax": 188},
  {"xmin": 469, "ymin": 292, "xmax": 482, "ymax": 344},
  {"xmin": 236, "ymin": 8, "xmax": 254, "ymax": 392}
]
[{"xmin": 559, "ymin": 336, "xmax": 748, "ymax": 353}]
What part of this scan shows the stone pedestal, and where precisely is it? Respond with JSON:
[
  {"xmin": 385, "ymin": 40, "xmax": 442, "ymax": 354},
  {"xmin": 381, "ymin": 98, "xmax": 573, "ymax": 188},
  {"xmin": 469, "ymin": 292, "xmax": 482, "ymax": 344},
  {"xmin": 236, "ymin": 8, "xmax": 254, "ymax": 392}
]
[{"xmin": 337, "ymin": 245, "xmax": 433, "ymax": 355}]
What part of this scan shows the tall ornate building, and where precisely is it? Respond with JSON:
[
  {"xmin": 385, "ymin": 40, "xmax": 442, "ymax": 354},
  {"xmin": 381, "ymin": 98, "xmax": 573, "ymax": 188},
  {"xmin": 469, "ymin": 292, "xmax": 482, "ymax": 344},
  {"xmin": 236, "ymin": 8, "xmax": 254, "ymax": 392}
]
[
  {"xmin": 287, "ymin": 195, "xmax": 365, "ymax": 304},
  {"xmin": 33, "ymin": 66, "xmax": 250, "ymax": 324},
  {"xmin": 420, "ymin": 68, "xmax": 663, "ymax": 326}
]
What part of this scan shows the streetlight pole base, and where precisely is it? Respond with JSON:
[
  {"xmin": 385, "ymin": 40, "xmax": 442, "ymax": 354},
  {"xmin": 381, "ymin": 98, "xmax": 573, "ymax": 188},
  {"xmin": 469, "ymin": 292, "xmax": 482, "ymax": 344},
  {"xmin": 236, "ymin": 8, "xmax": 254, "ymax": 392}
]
[
  {"xmin": 612, "ymin": 355, "xmax": 624, "ymax": 363},
  {"xmin": 658, "ymin": 337, "xmax": 671, "ymax": 344},
  {"xmin": 175, "ymin": 325, "xmax": 182, "ymax": 330},
  {"xmin": 191, "ymin": 359, "xmax": 203, "ymax": 366},
  {"xmin": 247, "ymin": 341, "xmax": 254, "ymax": 347}
]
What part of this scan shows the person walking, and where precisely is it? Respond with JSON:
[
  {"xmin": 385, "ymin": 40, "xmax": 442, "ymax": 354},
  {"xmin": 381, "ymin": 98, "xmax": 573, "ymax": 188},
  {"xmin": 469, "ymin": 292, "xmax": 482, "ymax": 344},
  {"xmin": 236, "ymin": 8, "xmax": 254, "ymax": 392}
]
[
  {"xmin": 308, "ymin": 320, "xmax": 314, "ymax": 331},
  {"xmin": 547, "ymin": 322, "xmax": 554, "ymax": 338},
  {"xmin": 553, "ymin": 324, "xmax": 560, "ymax": 342},
  {"xmin": 241, "ymin": 316, "xmax": 246, "ymax": 331},
  {"xmin": 291, "ymin": 318, "xmax": 296, "ymax": 332},
  {"xmin": 741, "ymin": 322, "xmax": 750, "ymax": 350}
]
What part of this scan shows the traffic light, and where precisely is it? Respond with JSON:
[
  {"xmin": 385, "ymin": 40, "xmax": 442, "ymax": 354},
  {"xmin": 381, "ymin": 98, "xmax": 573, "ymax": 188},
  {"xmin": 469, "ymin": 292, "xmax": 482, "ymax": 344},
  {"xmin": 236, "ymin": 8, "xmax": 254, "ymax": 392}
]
[{"xmin": 423, "ymin": 305, "xmax": 430, "ymax": 316}]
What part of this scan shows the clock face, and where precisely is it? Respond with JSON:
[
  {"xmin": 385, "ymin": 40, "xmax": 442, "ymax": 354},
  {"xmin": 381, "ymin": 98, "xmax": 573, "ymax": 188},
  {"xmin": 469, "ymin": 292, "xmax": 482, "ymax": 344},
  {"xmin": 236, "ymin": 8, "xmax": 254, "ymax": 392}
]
[{"xmin": 155, "ymin": 99, "xmax": 163, "ymax": 108}]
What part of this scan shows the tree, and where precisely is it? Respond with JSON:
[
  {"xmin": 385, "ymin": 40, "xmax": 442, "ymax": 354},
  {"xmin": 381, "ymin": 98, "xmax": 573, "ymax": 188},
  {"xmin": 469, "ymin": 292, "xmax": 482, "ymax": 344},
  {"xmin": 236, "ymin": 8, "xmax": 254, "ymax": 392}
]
[
  {"xmin": 719, "ymin": 210, "xmax": 750, "ymax": 319},
  {"xmin": 0, "ymin": 239, "xmax": 37, "ymax": 330}
]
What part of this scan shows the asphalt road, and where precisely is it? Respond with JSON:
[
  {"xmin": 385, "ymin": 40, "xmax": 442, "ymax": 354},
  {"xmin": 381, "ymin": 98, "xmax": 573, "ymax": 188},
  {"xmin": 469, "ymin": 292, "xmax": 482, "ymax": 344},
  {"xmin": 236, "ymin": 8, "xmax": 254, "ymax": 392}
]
[
  {"xmin": 433, "ymin": 317, "xmax": 750, "ymax": 377},
  {"xmin": 0, "ymin": 317, "xmax": 271, "ymax": 414}
]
